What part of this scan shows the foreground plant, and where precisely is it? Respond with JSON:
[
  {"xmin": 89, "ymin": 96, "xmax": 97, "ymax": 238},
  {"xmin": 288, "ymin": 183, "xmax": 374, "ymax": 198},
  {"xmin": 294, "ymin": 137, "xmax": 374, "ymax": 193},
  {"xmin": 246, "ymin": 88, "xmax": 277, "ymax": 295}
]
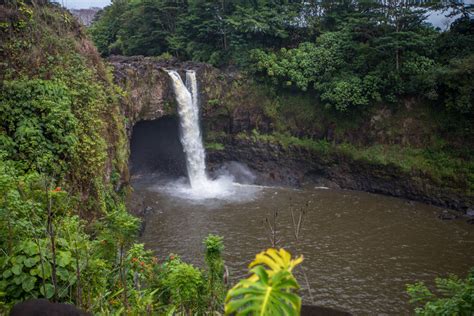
[
  {"xmin": 225, "ymin": 248, "xmax": 303, "ymax": 316},
  {"xmin": 204, "ymin": 234, "xmax": 226, "ymax": 313},
  {"xmin": 407, "ymin": 267, "xmax": 474, "ymax": 315}
]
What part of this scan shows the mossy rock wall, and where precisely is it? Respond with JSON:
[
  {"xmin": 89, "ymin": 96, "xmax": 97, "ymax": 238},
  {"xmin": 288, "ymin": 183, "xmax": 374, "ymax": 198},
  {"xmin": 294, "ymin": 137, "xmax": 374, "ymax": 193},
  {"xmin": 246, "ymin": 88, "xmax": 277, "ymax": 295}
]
[{"xmin": 0, "ymin": 3, "xmax": 129, "ymax": 215}]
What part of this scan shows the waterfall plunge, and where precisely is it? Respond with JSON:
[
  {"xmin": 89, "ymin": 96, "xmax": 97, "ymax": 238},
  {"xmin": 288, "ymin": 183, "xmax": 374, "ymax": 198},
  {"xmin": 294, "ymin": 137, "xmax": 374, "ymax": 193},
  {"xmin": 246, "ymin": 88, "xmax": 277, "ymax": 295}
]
[
  {"xmin": 167, "ymin": 70, "xmax": 207, "ymax": 188},
  {"xmin": 164, "ymin": 70, "xmax": 260, "ymax": 202}
]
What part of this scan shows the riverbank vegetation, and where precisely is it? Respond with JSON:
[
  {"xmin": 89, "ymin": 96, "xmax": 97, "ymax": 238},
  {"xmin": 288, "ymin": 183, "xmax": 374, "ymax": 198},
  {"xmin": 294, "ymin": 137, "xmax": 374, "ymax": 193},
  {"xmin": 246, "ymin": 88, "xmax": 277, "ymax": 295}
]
[{"xmin": 0, "ymin": 2, "xmax": 304, "ymax": 314}]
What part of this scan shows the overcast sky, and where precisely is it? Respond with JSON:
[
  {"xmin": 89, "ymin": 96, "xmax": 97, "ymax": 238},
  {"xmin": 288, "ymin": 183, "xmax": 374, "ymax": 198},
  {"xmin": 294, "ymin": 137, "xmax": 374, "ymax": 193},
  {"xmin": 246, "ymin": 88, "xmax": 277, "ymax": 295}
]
[
  {"xmin": 62, "ymin": 0, "xmax": 111, "ymax": 9},
  {"xmin": 62, "ymin": 0, "xmax": 471, "ymax": 29},
  {"xmin": 63, "ymin": 0, "xmax": 473, "ymax": 9}
]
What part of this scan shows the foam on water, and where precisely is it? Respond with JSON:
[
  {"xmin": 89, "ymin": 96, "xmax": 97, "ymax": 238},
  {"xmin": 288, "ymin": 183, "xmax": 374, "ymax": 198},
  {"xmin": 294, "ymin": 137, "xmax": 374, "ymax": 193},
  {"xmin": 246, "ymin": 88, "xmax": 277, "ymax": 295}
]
[{"xmin": 156, "ymin": 175, "xmax": 260, "ymax": 204}]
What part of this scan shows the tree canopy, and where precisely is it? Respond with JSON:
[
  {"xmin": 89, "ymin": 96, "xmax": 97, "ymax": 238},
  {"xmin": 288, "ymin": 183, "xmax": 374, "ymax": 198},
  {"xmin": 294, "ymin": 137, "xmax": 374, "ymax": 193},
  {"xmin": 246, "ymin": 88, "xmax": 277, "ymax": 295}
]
[{"xmin": 90, "ymin": 0, "xmax": 473, "ymax": 113}]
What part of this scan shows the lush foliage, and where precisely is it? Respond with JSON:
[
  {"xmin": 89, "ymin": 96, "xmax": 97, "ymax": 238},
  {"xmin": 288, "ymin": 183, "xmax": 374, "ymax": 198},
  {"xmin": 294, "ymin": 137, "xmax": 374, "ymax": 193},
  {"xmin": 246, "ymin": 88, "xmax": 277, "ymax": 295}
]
[
  {"xmin": 407, "ymin": 268, "xmax": 474, "ymax": 315},
  {"xmin": 161, "ymin": 259, "xmax": 205, "ymax": 314},
  {"xmin": 0, "ymin": 80, "xmax": 78, "ymax": 175},
  {"xmin": 92, "ymin": 0, "xmax": 473, "ymax": 190},
  {"xmin": 0, "ymin": 0, "xmax": 129, "ymax": 214},
  {"xmin": 91, "ymin": 0, "xmax": 473, "ymax": 115},
  {"xmin": 250, "ymin": 5, "xmax": 472, "ymax": 113},
  {"xmin": 225, "ymin": 248, "xmax": 303, "ymax": 315},
  {"xmin": 0, "ymin": 158, "xmax": 140, "ymax": 312}
]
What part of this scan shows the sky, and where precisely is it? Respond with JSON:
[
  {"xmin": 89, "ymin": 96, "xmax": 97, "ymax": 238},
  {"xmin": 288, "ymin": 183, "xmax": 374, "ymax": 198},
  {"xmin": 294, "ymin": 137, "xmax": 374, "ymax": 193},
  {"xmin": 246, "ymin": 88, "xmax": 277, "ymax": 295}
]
[
  {"xmin": 62, "ymin": 0, "xmax": 111, "ymax": 9},
  {"xmin": 62, "ymin": 0, "xmax": 471, "ymax": 29}
]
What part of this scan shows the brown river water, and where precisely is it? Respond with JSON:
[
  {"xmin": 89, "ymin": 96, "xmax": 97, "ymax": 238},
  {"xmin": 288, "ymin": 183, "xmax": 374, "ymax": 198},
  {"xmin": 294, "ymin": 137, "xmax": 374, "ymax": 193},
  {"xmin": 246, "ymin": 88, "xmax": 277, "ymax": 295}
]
[{"xmin": 131, "ymin": 176, "xmax": 474, "ymax": 315}]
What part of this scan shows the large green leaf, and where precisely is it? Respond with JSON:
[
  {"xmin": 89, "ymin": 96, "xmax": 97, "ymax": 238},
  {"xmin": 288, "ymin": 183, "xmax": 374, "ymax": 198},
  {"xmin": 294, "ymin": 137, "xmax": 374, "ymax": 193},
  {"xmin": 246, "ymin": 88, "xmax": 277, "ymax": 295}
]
[
  {"xmin": 21, "ymin": 241, "xmax": 39, "ymax": 256},
  {"xmin": 226, "ymin": 267, "xmax": 301, "ymax": 315},
  {"xmin": 40, "ymin": 283, "xmax": 55, "ymax": 299},
  {"xmin": 249, "ymin": 248, "xmax": 303, "ymax": 276},
  {"xmin": 57, "ymin": 251, "xmax": 72, "ymax": 268},
  {"xmin": 21, "ymin": 276, "xmax": 36, "ymax": 292},
  {"xmin": 34, "ymin": 263, "xmax": 52, "ymax": 279},
  {"xmin": 225, "ymin": 248, "xmax": 303, "ymax": 316},
  {"xmin": 56, "ymin": 267, "xmax": 71, "ymax": 282},
  {"xmin": 2, "ymin": 269, "xmax": 12, "ymax": 279},
  {"xmin": 11, "ymin": 264, "xmax": 23, "ymax": 276},
  {"xmin": 23, "ymin": 256, "xmax": 40, "ymax": 268}
]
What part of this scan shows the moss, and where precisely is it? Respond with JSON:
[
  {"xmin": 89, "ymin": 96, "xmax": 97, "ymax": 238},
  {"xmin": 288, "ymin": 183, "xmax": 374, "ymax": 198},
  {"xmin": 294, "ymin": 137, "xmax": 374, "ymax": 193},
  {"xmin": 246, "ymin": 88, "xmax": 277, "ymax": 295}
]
[
  {"xmin": 205, "ymin": 131, "xmax": 227, "ymax": 142},
  {"xmin": 163, "ymin": 100, "xmax": 177, "ymax": 115},
  {"xmin": 205, "ymin": 142, "xmax": 225, "ymax": 151}
]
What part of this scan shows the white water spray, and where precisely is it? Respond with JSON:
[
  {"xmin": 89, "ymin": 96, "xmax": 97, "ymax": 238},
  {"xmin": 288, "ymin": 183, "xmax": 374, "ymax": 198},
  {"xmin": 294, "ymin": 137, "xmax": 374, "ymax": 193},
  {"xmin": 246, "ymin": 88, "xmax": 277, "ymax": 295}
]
[{"xmin": 165, "ymin": 70, "xmax": 259, "ymax": 202}]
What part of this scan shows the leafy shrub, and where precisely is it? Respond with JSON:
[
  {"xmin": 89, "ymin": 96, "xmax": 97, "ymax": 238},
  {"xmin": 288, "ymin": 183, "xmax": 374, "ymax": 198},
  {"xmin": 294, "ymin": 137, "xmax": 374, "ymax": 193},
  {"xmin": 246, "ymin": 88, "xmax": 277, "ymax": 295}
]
[
  {"xmin": 0, "ymin": 163, "xmax": 113, "ymax": 311},
  {"xmin": 1, "ymin": 239, "xmax": 77, "ymax": 301},
  {"xmin": 204, "ymin": 234, "xmax": 226, "ymax": 312},
  {"xmin": 436, "ymin": 55, "xmax": 474, "ymax": 114},
  {"xmin": 407, "ymin": 268, "xmax": 474, "ymax": 315},
  {"xmin": 162, "ymin": 261, "xmax": 205, "ymax": 314},
  {"xmin": 319, "ymin": 76, "xmax": 369, "ymax": 111},
  {"xmin": 0, "ymin": 80, "xmax": 78, "ymax": 175},
  {"xmin": 251, "ymin": 32, "xmax": 349, "ymax": 92}
]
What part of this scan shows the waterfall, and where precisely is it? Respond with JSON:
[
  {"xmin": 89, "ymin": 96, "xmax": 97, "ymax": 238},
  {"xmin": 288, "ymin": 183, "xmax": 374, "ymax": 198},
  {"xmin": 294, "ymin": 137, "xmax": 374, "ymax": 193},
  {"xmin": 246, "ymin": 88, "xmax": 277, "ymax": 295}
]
[
  {"xmin": 166, "ymin": 70, "xmax": 207, "ymax": 188},
  {"xmin": 163, "ymin": 69, "xmax": 259, "ymax": 202}
]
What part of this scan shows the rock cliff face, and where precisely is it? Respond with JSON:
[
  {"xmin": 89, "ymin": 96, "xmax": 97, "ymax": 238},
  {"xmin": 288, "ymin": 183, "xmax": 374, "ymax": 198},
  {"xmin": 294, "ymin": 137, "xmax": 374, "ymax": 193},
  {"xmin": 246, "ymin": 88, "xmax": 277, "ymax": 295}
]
[
  {"xmin": 109, "ymin": 56, "xmax": 472, "ymax": 212},
  {"xmin": 109, "ymin": 55, "xmax": 273, "ymax": 134},
  {"xmin": 207, "ymin": 138, "xmax": 473, "ymax": 212}
]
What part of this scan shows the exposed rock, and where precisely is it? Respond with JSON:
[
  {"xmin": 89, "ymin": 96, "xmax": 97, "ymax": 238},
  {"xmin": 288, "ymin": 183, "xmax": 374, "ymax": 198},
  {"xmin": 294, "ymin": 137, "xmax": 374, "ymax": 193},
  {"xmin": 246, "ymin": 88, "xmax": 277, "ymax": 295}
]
[
  {"xmin": 207, "ymin": 137, "xmax": 473, "ymax": 212},
  {"xmin": 438, "ymin": 210, "xmax": 459, "ymax": 220},
  {"xmin": 301, "ymin": 305, "xmax": 351, "ymax": 316},
  {"xmin": 11, "ymin": 299, "xmax": 91, "ymax": 316},
  {"xmin": 108, "ymin": 55, "xmax": 274, "ymax": 136},
  {"xmin": 467, "ymin": 208, "xmax": 474, "ymax": 217}
]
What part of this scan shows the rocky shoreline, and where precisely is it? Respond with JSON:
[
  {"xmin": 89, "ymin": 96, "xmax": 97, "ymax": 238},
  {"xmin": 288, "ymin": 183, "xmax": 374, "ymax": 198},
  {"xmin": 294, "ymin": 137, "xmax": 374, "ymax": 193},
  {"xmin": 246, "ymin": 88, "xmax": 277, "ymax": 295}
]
[{"xmin": 207, "ymin": 137, "xmax": 473, "ymax": 213}]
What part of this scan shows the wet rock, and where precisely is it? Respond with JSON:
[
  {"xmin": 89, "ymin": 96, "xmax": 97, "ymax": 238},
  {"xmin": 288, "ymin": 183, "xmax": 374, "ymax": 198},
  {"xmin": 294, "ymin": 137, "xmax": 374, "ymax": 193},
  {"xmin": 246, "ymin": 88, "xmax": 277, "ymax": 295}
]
[
  {"xmin": 466, "ymin": 208, "xmax": 474, "ymax": 217},
  {"xmin": 301, "ymin": 305, "xmax": 352, "ymax": 316},
  {"xmin": 438, "ymin": 210, "xmax": 459, "ymax": 220}
]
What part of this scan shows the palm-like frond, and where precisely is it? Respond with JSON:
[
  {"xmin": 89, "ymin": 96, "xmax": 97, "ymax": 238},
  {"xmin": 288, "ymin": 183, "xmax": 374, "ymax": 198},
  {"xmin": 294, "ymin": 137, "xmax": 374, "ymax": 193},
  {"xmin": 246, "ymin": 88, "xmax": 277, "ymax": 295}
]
[
  {"xmin": 249, "ymin": 248, "xmax": 303, "ymax": 275},
  {"xmin": 225, "ymin": 248, "xmax": 303, "ymax": 316}
]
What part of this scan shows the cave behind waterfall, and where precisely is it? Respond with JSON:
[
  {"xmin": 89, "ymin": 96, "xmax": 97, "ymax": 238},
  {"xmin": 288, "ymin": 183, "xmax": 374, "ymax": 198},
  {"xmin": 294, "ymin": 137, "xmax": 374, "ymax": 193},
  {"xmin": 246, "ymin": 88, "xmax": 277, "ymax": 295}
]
[{"xmin": 130, "ymin": 116, "xmax": 187, "ymax": 177}]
